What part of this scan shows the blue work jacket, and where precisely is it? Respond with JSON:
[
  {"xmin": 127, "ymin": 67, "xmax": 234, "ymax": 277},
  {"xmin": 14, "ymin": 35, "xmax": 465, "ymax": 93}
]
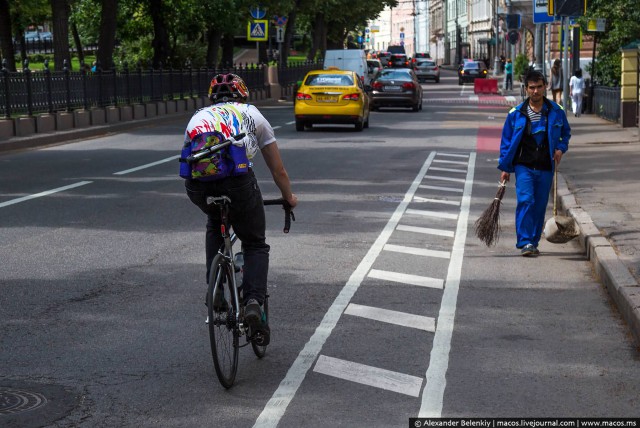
[{"xmin": 498, "ymin": 98, "xmax": 570, "ymax": 173}]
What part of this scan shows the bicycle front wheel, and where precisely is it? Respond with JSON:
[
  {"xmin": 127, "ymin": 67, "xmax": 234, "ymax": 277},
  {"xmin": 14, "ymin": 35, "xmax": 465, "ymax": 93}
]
[{"xmin": 207, "ymin": 254, "xmax": 239, "ymax": 388}]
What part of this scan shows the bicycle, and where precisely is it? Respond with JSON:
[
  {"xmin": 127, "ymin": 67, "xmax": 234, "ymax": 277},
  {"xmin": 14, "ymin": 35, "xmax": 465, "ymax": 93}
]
[{"xmin": 183, "ymin": 133, "xmax": 295, "ymax": 389}]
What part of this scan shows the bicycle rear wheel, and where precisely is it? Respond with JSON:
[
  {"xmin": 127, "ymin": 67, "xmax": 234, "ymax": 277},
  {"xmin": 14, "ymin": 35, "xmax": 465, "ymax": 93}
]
[
  {"xmin": 251, "ymin": 294, "xmax": 269, "ymax": 358},
  {"xmin": 207, "ymin": 254, "xmax": 239, "ymax": 388}
]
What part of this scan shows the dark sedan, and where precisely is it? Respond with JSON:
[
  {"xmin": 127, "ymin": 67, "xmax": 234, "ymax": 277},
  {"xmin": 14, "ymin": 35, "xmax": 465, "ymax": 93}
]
[
  {"xmin": 370, "ymin": 68, "xmax": 423, "ymax": 111},
  {"xmin": 386, "ymin": 54, "xmax": 410, "ymax": 68},
  {"xmin": 458, "ymin": 60, "xmax": 488, "ymax": 85}
]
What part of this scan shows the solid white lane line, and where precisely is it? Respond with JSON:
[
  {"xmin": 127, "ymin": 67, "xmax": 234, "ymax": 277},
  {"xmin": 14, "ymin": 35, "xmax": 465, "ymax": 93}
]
[
  {"xmin": 368, "ymin": 269, "xmax": 444, "ymax": 289},
  {"xmin": 383, "ymin": 244, "xmax": 450, "ymax": 259},
  {"xmin": 272, "ymin": 125, "xmax": 282, "ymax": 129},
  {"xmin": 432, "ymin": 159, "xmax": 468, "ymax": 165},
  {"xmin": 313, "ymin": 355, "xmax": 424, "ymax": 397},
  {"xmin": 344, "ymin": 303, "xmax": 436, "ymax": 332},
  {"xmin": 113, "ymin": 155, "xmax": 180, "ymax": 175},
  {"xmin": 405, "ymin": 208, "xmax": 458, "ymax": 220},
  {"xmin": 429, "ymin": 167, "xmax": 467, "ymax": 174},
  {"xmin": 419, "ymin": 152, "xmax": 476, "ymax": 417},
  {"xmin": 437, "ymin": 153, "xmax": 469, "ymax": 158},
  {"xmin": 424, "ymin": 175, "xmax": 466, "ymax": 183},
  {"xmin": 0, "ymin": 181, "xmax": 93, "ymax": 209},
  {"xmin": 419, "ymin": 185, "xmax": 463, "ymax": 193},
  {"xmin": 252, "ymin": 151, "xmax": 437, "ymax": 428},
  {"xmin": 396, "ymin": 224, "xmax": 455, "ymax": 238},
  {"xmin": 413, "ymin": 196, "xmax": 460, "ymax": 206}
]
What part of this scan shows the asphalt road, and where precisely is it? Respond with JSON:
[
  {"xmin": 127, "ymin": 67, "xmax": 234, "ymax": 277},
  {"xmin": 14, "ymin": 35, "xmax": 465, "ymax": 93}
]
[{"xmin": 1, "ymin": 70, "xmax": 639, "ymax": 428}]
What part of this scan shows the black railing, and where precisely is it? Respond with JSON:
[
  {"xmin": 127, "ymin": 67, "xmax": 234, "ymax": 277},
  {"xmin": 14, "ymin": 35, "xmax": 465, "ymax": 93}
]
[
  {"xmin": 0, "ymin": 59, "xmax": 272, "ymax": 118},
  {"xmin": 592, "ymin": 85, "xmax": 621, "ymax": 123}
]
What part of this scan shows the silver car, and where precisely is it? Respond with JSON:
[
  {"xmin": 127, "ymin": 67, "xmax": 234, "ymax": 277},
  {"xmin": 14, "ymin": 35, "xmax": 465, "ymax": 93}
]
[{"xmin": 414, "ymin": 59, "xmax": 440, "ymax": 83}]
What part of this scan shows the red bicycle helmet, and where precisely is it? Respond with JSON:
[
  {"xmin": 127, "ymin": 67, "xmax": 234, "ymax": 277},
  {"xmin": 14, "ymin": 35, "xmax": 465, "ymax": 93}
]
[{"xmin": 208, "ymin": 73, "xmax": 249, "ymax": 103}]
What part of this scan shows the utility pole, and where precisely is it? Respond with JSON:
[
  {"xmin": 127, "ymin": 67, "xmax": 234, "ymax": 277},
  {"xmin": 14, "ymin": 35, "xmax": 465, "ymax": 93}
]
[
  {"xmin": 562, "ymin": 16, "xmax": 570, "ymax": 107},
  {"xmin": 493, "ymin": 0, "xmax": 500, "ymax": 75}
]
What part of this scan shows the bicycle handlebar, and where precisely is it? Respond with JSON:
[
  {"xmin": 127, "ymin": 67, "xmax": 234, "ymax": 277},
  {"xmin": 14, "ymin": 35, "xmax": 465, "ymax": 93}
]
[
  {"xmin": 183, "ymin": 132, "xmax": 246, "ymax": 164},
  {"xmin": 263, "ymin": 198, "xmax": 295, "ymax": 233}
]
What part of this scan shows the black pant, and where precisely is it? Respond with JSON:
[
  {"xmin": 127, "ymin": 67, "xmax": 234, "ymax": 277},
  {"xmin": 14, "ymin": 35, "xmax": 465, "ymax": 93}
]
[{"xmin": 185, "ymin": 171, "xmax": 269, "ymax": 305}]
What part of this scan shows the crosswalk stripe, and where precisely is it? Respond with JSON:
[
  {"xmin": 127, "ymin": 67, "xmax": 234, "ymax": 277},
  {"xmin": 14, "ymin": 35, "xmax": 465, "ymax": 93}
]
[
  {"xmin": 432, "ymin": 159, "xmax": 468, "ymax": 165},
  {"xmin": 429, "ymin": 167, "xmax": 467, "ymax": 174},
  {"xmin": 413, "ymin": 196, "xmax": 460, "ymax": 206},
  {"xmin": 344, "ymin": 303, "xmax": 436, "ymax": 332},
  {"xmin": 384, "ymin": 244, "xmax": 450, "ymax": 259},
  {"xmin": 396, "ymin": 224, "xmax": 455, "ymax": 237},
  {"xmin": 405, "ymin": 208, "xmax": 458, "ymax": 220},
  {"xmin": 437, "ymin": 153, "xmax": 469, "ymax": 158},
  {"xmin": 419, "ymin": 184, "xmax": 463, "ymax": 193},
  {"xmin": 425, "ymin": 175, "xmax": 466, "ymax": 183},
  {"xmin": 368, "ymin": 269, "xmax": 444, "ymax": 289},
  {"xmin": 313, "ymin": 355, "xmax": 424, "ymax": 397}
]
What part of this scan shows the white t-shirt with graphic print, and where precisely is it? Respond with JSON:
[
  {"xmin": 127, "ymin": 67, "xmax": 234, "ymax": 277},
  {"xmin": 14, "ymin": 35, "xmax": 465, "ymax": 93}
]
[{"xmin": 184, "ymin": 102, "xmax": 276, "ymax": 159}]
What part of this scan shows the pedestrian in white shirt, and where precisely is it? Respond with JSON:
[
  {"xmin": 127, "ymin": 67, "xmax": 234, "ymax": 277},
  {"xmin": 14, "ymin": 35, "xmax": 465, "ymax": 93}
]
[{"xmin": 569, "ymin": 69, "xmax": 585, "ymax": 117}]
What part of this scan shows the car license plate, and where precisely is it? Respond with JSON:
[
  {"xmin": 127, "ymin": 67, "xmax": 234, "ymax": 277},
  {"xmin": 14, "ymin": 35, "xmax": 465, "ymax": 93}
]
[
  {"xmin": 385, "ymin": 85, "xmax": 401, "ymax": 91},
  {"xmin": 316, "ymin": 95, "xmax": 338, "ymax": 102},
  {"xmin": 469, "ymin": 71, "xmax": 478, "ymax": 75}
]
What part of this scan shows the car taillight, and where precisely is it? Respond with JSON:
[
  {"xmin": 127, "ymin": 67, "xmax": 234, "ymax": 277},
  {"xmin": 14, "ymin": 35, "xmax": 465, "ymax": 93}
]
[
  {"xmin": 296, "ymin": 92, "xmax": 312, "ymax": 100},
  {"xmin": 343, "ymin": 93, "xmax": 360, "ymax": 101},
  {"xmin": 372, "ymin": 81, "xmax": 383, "ymax": 90},
  {"xmin": 402, "ymin": 82, "xmax": 415, "ymax": 90},
  {"xmin": 404, "ymin": 61, "xmax": 409, "ymax": 66},
  {"xmin": 434, "ymin": 66, "xmax": 439, "ymax": 71}
]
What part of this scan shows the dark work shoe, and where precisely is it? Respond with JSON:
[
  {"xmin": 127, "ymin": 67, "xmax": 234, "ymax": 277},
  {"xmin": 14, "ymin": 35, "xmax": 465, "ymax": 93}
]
[
  {"xmin": 245, "ymin": 298, "xmax": 270, "ymax": 346},
  {"xmin": 521, "ymin": 244, "xmax": 537, "ymax": 257}
]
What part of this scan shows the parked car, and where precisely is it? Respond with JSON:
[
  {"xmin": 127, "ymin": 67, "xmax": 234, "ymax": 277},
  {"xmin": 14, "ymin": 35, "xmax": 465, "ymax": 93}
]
[
  {"xmin": 386, "ymin": 53, "xmax": 410, "ymax": 68},
  {"xmin": 24, "ymin": 31, "xmax": 40, "ymax": 41},
  {"xmin": 39, "ymin": 31, "xmax": 53, "ymax": 41},
  {"xmin": 294, "ymin": 68, "xmax": 371, "ymax": 132},
  {"xmin": 370, "ymin": 68, "xmax": 423, "ymax": 111},
  {"xmin": 458, "ymin": 60, "xmax": 488, "ymax": 85},
  {"xmin": 414, "ymin": 59, "xmax": 440, "ymax": 83}
]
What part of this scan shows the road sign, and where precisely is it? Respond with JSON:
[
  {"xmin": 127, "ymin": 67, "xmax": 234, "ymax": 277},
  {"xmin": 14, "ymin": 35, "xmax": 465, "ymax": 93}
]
[
  {"xmin": 587, "ymin": 18, "xmax": 606, "ymax": 32},
  {"xmin": 249, "ymin": 5, "xmax": 267, "ymax": 19},
  {"xmin": 247, "ymin": 20, "xmax": 268, "ymax": 41},
  {"xmin": 506, "ymin": 14, "xmax": 521, "ymax": 29},
  {"xmin": 274, "ymin": 15, "xmax": 287, "ymax": 26},
  {"xmin": 400, "ymin": 32, "xmax": 405, "ymax": 39},
  {"xmin": 533, "ymin": 0, "xmax": 555, "ymax": 24},
  {"xmin": 276, "ymin": 26, "xmax": 284, "ymax": 43},
  {"xmin": 553, "ymin": 0, "xmax": 586, "ymax": 17}
]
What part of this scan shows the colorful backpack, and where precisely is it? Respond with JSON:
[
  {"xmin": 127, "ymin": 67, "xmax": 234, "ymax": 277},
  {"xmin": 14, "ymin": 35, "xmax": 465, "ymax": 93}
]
[{"xmin": 179, "ymin": 105, "xmax": 250, "ymax": 181}]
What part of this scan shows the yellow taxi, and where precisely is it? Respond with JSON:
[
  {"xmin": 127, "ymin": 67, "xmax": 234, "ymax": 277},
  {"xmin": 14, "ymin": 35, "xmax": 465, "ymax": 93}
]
[{"xmin": 294, "ymin": 68, "xmax": 370, "ymax": 132}]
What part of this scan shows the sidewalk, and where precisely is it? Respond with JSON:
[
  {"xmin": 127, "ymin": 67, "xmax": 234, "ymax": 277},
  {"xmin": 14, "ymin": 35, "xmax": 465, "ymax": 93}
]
[{"xmin": 556, "ymin": 114, "xmax": 640, "ymax": 346}]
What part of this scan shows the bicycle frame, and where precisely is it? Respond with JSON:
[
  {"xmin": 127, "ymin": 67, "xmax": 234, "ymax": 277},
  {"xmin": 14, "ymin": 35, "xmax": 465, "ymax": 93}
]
[{"xmin": 207, "ymin": 195, "xmax": 245, "ymax": 333}]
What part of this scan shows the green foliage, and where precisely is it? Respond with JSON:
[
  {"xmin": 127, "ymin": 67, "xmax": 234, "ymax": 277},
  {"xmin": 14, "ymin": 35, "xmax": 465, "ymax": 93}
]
[
  {"xmin": 514, "ymin": 54, "xmax": 529, "ymax": 77},
  {"xmin": 577, "ymin": 0, "xmax": 640, "ymax": 86}
]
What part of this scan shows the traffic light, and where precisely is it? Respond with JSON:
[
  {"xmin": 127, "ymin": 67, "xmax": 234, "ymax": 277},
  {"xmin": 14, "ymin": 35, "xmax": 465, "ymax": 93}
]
[
  {"xmin": 506, "ymin": 14, "xmax": 521, "ymax": 29},
  {"xmin": 507, "ymin": 30, "xmax": 520, "ymax": 45}
]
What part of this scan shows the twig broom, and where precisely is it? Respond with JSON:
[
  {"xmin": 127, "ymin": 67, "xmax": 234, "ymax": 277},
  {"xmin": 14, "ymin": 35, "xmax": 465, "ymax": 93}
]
[{"xmin": 474, "ymin": 181, "xmax": 507, "ymax": 247}]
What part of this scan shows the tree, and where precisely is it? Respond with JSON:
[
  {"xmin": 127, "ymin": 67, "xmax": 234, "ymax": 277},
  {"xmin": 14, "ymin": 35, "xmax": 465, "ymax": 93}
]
[
  {"xmin": 579, "ymin": 0, "xmax": 640, "ymax": 86},
  {"xmin": 50, "ymin": 0, "xmax": 72, "ymax": 70},
  {"xmin": 0, "ymin": 0, "xmax": 16, "ymax": 71},
  {"xmin": 96, "ymin": 0, "xmax": 117, "ymax": 69}
]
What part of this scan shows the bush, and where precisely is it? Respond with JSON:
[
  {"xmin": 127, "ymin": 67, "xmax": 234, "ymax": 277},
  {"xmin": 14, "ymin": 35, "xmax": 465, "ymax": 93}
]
[{"xmin": 514, "ymin": 54, "xmax": 529, "ymax": 78}]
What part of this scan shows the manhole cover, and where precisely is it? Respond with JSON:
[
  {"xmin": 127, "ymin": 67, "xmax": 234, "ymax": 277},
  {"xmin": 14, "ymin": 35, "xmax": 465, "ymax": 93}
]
[{"xmin": 0, "ymin": 388, "xmax": 47, "ymax": 415}]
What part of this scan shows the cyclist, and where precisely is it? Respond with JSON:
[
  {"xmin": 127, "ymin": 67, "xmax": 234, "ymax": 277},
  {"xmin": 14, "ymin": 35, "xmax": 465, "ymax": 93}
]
[{"xmin": 184, "ymin": 73, "xmax": 297, "ymax": 345}]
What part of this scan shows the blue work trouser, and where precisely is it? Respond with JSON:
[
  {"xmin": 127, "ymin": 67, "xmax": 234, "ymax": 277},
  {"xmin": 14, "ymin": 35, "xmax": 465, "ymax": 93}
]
[
  {"xmin": 514, "ymin": 165, "xmax": 554, "ymax": 248},
  {"xmin": 185, "ymin": 171, "xmax": 269, "ymax": 305}
]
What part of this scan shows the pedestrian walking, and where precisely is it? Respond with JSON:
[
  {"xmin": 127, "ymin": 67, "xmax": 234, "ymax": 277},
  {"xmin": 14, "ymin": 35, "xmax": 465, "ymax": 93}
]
[
  {"xmin": 498, "ymin": 70, "xmax": 571, "ymax": 256},
  {"xmin": 504, "ymin": 58, "xmax": 513, "ymax": 91},
  {"xmin": 549, "ymin": 59, "xmax": 563, "ymax": 104},
  {"xmin": 569, "ymin": 68, "xmax": 585, "ymax": 117}
]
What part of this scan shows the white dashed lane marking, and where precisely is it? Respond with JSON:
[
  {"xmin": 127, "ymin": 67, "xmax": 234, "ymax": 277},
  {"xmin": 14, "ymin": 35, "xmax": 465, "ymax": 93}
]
[{"xmin": 344, "ymin": 303, "xmax": 436, "ymax": 332}]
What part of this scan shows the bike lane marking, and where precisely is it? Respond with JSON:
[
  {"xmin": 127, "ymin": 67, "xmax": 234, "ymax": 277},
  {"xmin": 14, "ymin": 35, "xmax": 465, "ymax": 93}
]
[
  {"xmin": 252, "ymin": 151, "xmax": 438, "ymax": 428},
  {"xmin": 419, "ymin": 151, "xmax": 476, "ymax": 417},
  {"xmin": 344, "ymin": 303, "xmax": 436, "ymax": 332},
  {"xmin": 0, "ymin": 181, "xmax": 93, "ymax": 209}
]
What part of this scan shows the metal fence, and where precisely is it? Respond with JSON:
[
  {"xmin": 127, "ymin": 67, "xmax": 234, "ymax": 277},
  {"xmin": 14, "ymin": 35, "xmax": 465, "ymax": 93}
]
[
  {"xmin": 592, "ymin": 85, "xmax": 621, "ymax": 123},
  {"xmin": 0, "ymin": 60, "xmax": 319, "ymax": 118}
]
